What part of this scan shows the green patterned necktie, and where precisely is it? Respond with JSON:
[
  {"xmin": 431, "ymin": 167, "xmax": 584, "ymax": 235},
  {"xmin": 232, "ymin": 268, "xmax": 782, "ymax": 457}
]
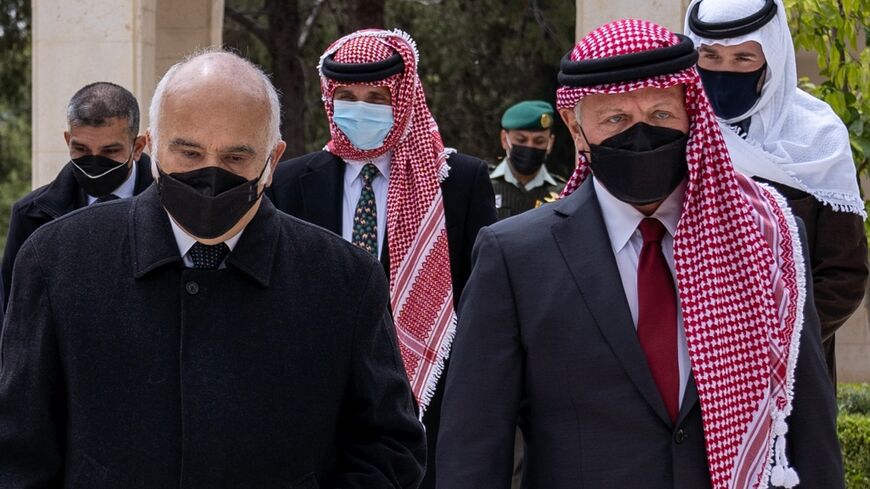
[{"xmin": 352, "ymin": 163, "xmax": 379, "ymax": 256}]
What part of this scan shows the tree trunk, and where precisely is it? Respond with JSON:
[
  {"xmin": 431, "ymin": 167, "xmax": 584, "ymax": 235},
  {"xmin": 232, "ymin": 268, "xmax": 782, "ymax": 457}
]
[
  {"xmin": 265, "ymin": 0, "xmax": 307, "ymax": 157},
  {"xmin": 348, "ymin": 0, "xmax": 385, "ymax": 31}
]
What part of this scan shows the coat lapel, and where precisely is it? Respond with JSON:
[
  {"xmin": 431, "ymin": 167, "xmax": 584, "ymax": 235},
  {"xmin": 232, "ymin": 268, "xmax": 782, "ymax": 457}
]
[
  {"xmin": 551, "ymin": 180, "xmax": 674, "ymax": 426},
  {"xmin": 300, "ymin": 152, "xmax": 344, "ymax": 235}
]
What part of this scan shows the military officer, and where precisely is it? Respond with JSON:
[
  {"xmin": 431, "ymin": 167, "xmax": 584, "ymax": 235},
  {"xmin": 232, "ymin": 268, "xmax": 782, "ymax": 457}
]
[{"xmin": 490, "ymin": 100, "xmax": 565, "ymax": 220}]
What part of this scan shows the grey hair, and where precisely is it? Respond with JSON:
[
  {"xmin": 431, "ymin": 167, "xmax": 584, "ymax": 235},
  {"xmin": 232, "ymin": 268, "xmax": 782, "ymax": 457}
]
[
  {"xmin": 148, "ymin": 48, "xmax": 281, "ymax": 150},
  {"xmin": 67, "ymin": 82, "xmax": 140, "ymax": 138}
]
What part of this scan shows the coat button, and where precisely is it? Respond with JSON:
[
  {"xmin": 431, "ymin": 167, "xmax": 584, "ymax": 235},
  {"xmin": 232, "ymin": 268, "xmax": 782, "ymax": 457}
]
[
  {"xmin": 674, "ymin": 428, "xmax": 687, "ymax": 444},
  {"xmin": 185, "ymin": 281, "xmax": 200, "ymax": 295}
]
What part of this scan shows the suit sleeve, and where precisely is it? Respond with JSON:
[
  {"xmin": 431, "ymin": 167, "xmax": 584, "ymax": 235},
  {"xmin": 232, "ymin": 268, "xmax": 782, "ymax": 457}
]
[
  {"xmin": 785, "ymin": 221, "xmax": 845, "ymax": 488},
  {"xmin": 2, "ymin": 202, "xmax": 28, "ymax": 309},
  {"xmin": 0, "ymin": 236, "xmax": 66, "ymax": 488},
  {"xmin": 336, "ymin": 259, "xmax": 427, "ymax": 489},
  {"xmin": 456, "ymin": 160, "xmax": 497, "ymax": 301},
  {"xmin": 436, "ymin": 227, "xmax": 522, "ymax": 489},
  {"xmin": 810, "ymin": 207, "xmax": 868, "ymax": 341}
]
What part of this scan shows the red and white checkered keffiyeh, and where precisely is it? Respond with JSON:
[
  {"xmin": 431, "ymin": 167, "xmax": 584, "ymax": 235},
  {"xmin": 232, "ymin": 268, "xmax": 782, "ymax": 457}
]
[
  {"xmin": 318, "ymin": 29, "xmax": 455, "ymax": 417},
  {"xmin": 558, "ymin": 20, "xmax": 806, "ymax": 489}
]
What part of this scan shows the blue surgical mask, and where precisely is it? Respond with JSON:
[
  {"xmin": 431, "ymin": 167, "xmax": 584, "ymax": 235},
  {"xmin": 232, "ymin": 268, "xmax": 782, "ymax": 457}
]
[{"xmin": 332, "ymin": 99, "xmax": 394, "ymax": 150}]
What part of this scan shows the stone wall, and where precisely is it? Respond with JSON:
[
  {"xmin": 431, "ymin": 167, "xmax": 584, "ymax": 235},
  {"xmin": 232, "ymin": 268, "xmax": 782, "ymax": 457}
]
[{"xmin": 31, "ymin": 0, "xmax": 223, "ymax": 188}]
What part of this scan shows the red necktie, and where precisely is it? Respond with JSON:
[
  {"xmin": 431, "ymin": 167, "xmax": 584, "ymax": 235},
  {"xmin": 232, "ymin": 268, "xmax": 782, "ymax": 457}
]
[{"xmin": 637, "ymin": 218, "xmax": 679, "ymax": 423}]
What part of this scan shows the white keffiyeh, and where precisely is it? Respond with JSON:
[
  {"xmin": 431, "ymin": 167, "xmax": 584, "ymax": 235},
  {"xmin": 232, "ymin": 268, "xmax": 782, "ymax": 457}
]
[{"xmin": 685, "ymin": 0, "xmax": 865, "ymax": 216}]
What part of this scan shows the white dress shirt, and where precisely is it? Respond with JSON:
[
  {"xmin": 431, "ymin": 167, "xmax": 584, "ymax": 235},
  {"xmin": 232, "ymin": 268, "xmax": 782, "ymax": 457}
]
[
  {"xmin": 167, "ymin": 215, "xmax": 244, "ymax": 269},
  {"xmin": 342, "ymin": 152, "xmax": 391, "ymax": 259},
  {"xmin": 86, "ymin": 160, "xmax": 138, "ymax": 205},
  {"xmin": 489, "ymin": 158, "xmax": 559, "ymax": 191},
  {"xmin": 593, "ymin": 177, "xmax": 691, "ymax": 404}
]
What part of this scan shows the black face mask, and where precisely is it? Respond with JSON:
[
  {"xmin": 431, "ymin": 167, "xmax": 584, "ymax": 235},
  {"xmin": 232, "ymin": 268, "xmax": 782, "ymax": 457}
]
[
  {"xmin": 583, "ymin": 122, "xmax": 688, "ymax": 205},
  {"xmin": 508, "ymin": 144, "xmax": 548, "ymax": 176},
  {"xmin": 71, "ymin": 153, "xmax": 133, "ymax": 198},
  {"xmin": 697, "ymin": 64, "xmax": 766, "ymax": 120},
  {"xmin": 157, "ymin": 161, "xmax": 269, "ymax": 240}
]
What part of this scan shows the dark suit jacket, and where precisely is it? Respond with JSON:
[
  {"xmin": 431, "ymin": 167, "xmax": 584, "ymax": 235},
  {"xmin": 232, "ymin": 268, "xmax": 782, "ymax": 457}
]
[
  {"xmin": 757, "ymin": 178, "xmax": 869, "ymax": 385},
  {"xmin": 0, "ymin": 187, "xmax": 426, "ymax": 489},
  {"xmin": 266, "ymin": 150, "xmax": 497, "ymax": 309},
  {"xmin": 437, "ymin": 179, "xmax": 844, "ymax": 489},
  {"xmin": 1, "ymin": 154, "xmax": 155, "ymax": 310},
  {"xmin": 266, "ymin": 150, "xmax": 497, "ymax": 489}
]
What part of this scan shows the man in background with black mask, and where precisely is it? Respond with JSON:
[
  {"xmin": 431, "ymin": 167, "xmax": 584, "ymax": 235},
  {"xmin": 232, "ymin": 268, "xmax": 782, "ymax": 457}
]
[
  {"xmin": 686, "ymin": 0, "xmax": 868, "ymax": 386},
  {"xmin": 490, "ymin": 100, "xmax": 565, "ymax": 220},
  {"xmin": 1, "ymin": 82, "xmax": 152, "ymax": 313},
  {"xmin": 438, "ymin": 19, "xmax": 841, "ymax": 489},
  {"xmin": 0, "ymin": 49, "xmax": 425, "ymax": 488}
]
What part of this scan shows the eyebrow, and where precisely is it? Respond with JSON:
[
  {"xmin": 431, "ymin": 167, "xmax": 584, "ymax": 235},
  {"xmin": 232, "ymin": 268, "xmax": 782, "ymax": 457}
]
[
  {"xmin": 69, "ymin": 139, "xmax": 124, "ymax": 150},
  {"xmin": 698, "ymin": 46, "xmax": 758, "ymax": 58},
  {"xmin": 168, "ymin": 138, "xmax": 256, "ymax": 155},
  {"xmin": 169, "ymin": 138, "xmax": 204, "ymax": 149}
]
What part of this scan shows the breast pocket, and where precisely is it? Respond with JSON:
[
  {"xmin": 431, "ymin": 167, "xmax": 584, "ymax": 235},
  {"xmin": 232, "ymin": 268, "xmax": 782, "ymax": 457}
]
[
  {"xmin": 69, "ymin": 453, "xmax": 109, "ymax": 488},
  {"xmin": 290, "ymin": 472, "xmax": 319, "ymax": 489}
]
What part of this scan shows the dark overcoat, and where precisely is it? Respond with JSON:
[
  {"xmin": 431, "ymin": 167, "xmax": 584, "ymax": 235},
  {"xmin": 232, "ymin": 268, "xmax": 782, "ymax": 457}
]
[
  {"xmin": 266, "ymin": 150, "xmax": 497, "ymax": 489},
  {"xmin": 1, "ymin": 155, "xmax": 155, "ymax": 311},
  {"xmin": 0, "ymin": 186, "xmax": 426, "ymax": 489},
  {"xmin": 436, "ymin": 179, "xmax": 844, "ymax": 489},
  {"xmin": 757, "ymin": 178, "xmax": 869, "ymax": 385}
]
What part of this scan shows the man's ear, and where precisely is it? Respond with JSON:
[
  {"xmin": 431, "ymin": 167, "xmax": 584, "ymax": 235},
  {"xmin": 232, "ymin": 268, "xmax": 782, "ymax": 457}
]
[
  {"xmin": 500, "ymin": 130, "xmax": 510, "ymax": 152},
  {"xmin": 264, "ymin": 141, "xmax": 287, "ymax": 187},
  {"xmin": 63, "ymin": 130, "xmax": 72, "ymax": 147},
  {"xmin": 132, "ymin": 135, "xmax": 147, "ymax": 161},
  {"xmin": 558, "ymin": 108, "xmax": 586, "ymax": 153},
  {"xmin": 546, "ymin": 133, "xmax": 555, "ymax": 155}
]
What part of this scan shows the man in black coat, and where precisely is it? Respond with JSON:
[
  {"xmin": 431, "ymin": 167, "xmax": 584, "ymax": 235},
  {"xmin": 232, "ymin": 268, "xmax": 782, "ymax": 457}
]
[
  {"xmin": 0, "ymin": 49, "xmax": 425, "ymax": 488},
  {"xmin": 1, "ymin": 82, "xmax": 153, "ymax": 313},
  {"xmin": 437, "ymin": 20, "xmax": 843, "ymax": 489},
  {"xmin": 267, "ymin": 29, "xmax": 496, "ymax": 489}
]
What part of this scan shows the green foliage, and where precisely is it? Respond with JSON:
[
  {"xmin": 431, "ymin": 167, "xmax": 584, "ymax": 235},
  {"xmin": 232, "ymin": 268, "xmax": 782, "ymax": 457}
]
[
  {"xmin": 385, "ymin": 0, "xmax": 576, "ymax": 176},
  {"xmin": 0, "ymin": 0, "xmax": 32, "ymax": 251},
  {"xmin": 839, "ymin": 414, "xmax": 870, "ymax": 488},
  {"xmin": 223, "ymin": 0, "xmax": 578, "ymax": 177},
  {"xmin": 839, "ymin": 383, "xmax": 870, "ymax": 416},
  {"xmin": 838, "ymin": 384, "xmax": 870, "ymax": 488},
  {"xmin": 785, "ymin": 0, "xmax": 870, "ymax": 179}
]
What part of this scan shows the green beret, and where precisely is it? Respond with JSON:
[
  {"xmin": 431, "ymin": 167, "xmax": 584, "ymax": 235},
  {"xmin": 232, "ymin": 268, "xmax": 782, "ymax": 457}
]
[{"xmin": 501, "ymin": 100, "xmax": 555, "ymax": 130}]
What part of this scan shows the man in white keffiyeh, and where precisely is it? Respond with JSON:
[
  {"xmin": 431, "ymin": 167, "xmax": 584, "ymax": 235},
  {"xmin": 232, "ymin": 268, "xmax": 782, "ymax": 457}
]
[
  {"xmin": 437, "ymin": 19, "xmax": 842, "ymax": 489},
  {"xmin": 267, "ymin": 29, "xmax": 497, "ymax": 489},
  {"xmin": 686, "ymin": 0, "xmax": 868, "ymax": 384}
]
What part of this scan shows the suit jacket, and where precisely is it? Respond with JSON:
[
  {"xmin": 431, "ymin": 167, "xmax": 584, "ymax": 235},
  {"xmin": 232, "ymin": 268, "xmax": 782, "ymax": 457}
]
[
  {"xmin": 266, "ymin": 150, "xmax": 497, "ymax": 489},
  {"xmin": 436, "ymin": 179, "xmax": 844, "ymax": 489},
  {"xmin": 1, "ymin": 154, "xmax": 155, "ymax": 310},
  {"xmin": 0, "ymin": 186, "xmax": 426, "ymax": 489},
  {"xmin": 266, "ymin": 150, "xmax": 497, "ymax": 309},
  {"xmin": 757, "ymin": 178, "xmax": 869, "ymax": 385}
]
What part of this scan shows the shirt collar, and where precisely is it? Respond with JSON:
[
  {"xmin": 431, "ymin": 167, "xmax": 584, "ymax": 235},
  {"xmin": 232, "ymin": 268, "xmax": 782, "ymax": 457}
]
[
  {"xmin": 593, "ymin": 177, "xmax": 686, "ymax": 255},
  {"xmin": 344, "ymin": 151, "xmax": 392, "ymax": 184},
  {"xmin": 86, "ymin": 160, "xmax": 138, "ymax": 205},
  {"xmin": 490, "ymin": 158, "xmax": 558, "ymax": 190},
  {"xmin": 167, "ymin": 214, "xmax": 244, "ymax": 259}
]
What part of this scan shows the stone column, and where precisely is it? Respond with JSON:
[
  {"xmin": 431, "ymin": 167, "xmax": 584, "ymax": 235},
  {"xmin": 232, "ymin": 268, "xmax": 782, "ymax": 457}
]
[
  {"xmin": 575, "ymin": 0, "xmax": 692, "ymax": 39},
  {"xmin": 31, "ymin": 0, "xmax": 223, "ymax": 188}
]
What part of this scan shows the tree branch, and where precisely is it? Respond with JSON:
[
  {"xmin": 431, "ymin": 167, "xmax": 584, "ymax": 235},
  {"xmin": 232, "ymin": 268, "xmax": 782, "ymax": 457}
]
[
  {"xmin": 224, "ymin": 6, "xmax": 269, "ymax": 45},
  {"xmin": 298, "ymin": 0, "xmax": 326, "ymax": 49}
]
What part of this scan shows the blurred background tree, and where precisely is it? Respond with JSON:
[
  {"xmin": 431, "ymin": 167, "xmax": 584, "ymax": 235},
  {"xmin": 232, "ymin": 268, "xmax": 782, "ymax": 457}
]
[
  {"xmin": 223, "ymin": 0, "xmax": 578, "ymax": 177},
  {"xmin": 0, "ymin": 0, "xmax": 31, "ymax": 251},
  {"xmin": 785, "ymin": 0, "xmax": 870, "ymax": 226}
]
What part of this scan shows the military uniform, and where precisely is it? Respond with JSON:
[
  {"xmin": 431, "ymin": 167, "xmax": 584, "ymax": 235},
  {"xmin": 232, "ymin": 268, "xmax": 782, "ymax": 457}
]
[
  {"xmin": 490, "ymin": 160, "xmax": 564, "ymax": 219},
  {"xmin": 492, "ymin": 100, "xmax": 565, "ymax": 220}
]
